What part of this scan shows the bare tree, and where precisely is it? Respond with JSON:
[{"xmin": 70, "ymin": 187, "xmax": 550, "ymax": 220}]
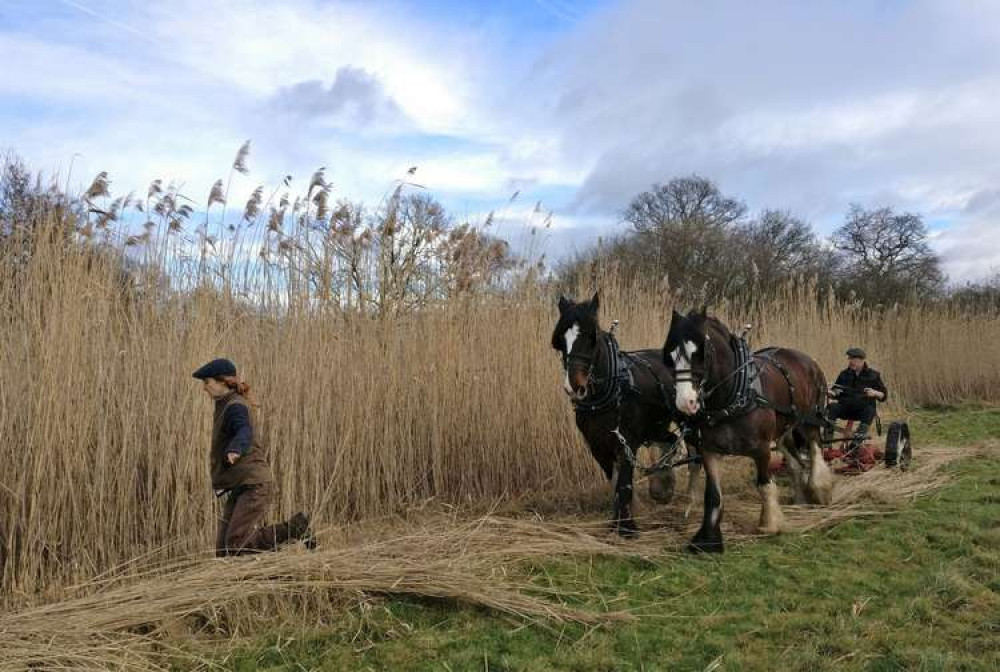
[
  {"xmin": 950, "ymin": 271, "xmax": 1000, "ymax": 313},
  {"xmin": 559, "ymin": 179, "xmax": 838, "ymax": 302},
  {"xmin": 621, "ymin": 174, "xmax": 747, "ymax": 300},
  {"xmin": 832, "ymin": 204, "xmax": 944, "ymax": 304},
  {"xmin": 734, "ymin": 209, "xmax": 838, "ymax": 292}
]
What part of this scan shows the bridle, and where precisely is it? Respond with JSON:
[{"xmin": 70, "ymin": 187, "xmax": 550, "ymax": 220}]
[
  {"xmin": 560, "ymin": 327, "xmax": 625, "ymax": 414},
  {"xmin": 671, "ymin": 334, "xmax": 712, "ymax": 407},
  {"xmin": 672, "ymin": 328, "xmax": 754, "ymax": 411},
  {"xmin": 673, "ymin": 322, "xmax": 796, "ymax": 427},
  {"xmin": 561, "ymin": 336, "xmax": 604, "ymax": 394},
  {"xmin": 562, "ymin": 348, "xmax": 597, "ymax": 380}
]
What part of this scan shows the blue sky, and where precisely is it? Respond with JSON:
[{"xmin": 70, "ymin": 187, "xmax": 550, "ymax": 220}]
[{"xmin": 3, "ymin": 0, "xmax": 1000, "ymax": 280}]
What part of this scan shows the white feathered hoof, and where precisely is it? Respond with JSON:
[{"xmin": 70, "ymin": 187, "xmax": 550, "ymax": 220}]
[
  {"xmin": 806, "ymin": 443, "xmax": 835, "ymax": 505},
  {"xmin": 757, "ymin": 518, "xmax": 784, "ymax": 536},
  {"xmin": 806, "ymin": 471, "xmax": 834, "ymax": 505},
  {"xmin": 756, "ymin": 481, "xmax": 785, "ymax": 535}
]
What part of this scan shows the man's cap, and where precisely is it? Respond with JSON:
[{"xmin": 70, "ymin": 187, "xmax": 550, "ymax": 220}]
[
  {"xmin": 845, "ymin": 347, "xmax": 867, "ymax": 359},
  {"xmin": 192, "ymin": 358, "xmax": 237, "ymax": 380}
]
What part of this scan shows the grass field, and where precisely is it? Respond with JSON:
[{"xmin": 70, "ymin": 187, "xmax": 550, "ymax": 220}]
[{"xmin": 208, "ymin": 406, "xmax": 1000, "ymax": 671}]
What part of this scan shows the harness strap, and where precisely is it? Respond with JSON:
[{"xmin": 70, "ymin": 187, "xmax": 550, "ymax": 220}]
[
  {"xmin": 751, "ymin": 351, "xmax": 827, "ymax": 427},
  {"xmin": 620, "ymin": 351, "xmax": 673, "ymax": 408},
  {"xmin": 702, "ymin": 336, "xmax": 759, "ymax": 426},
  {"xmin": 752, "ymin": 350, "xmax": 797, "ymax": 417},
  {"xmin": 572, "ymin": 332, "xmax": 626, "ymax": 415}
]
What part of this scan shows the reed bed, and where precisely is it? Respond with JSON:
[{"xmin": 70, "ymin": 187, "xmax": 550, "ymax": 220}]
[
  {"xmin": 3, "ymin": 164, "xmax": 1000, "ymax": 607},
  {"xmin": 0, "ymin": 441, "xmax": 988, "ymax": 671}
]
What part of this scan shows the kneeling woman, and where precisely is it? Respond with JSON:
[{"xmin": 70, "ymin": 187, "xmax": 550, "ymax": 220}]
[{"xmin": 193, "ymin": 358, "xmax": 312, "ymax": 556}]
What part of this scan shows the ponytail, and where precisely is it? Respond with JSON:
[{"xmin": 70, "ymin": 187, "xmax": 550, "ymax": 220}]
[{"xmin": 217, "ymin": 375, "xmax": 253, "ymax": 401}]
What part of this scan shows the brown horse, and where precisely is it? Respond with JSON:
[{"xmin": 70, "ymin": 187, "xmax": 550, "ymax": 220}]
[
  {"xmin": 663, "ymin": 309, "xmax": 833, "ymax": 553},
  {"xmin": 552, "ymin": 293, "xmax": 696, "ymax": 536}
]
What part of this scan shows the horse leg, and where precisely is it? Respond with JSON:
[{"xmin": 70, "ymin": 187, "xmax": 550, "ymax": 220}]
[
  {"xmin": 684, "ymin": 441, "xmax": 702, "ymax": 519},
  {"xmin": 647, "ymin": 442, "xmax": 677, "ymax": 505},
  {"xmin": 612, "ymin": 451, "xmax": 638, "ymax": 537},
  {"xmin": 755, "ymin": 448, "xmax": 785, "ymax": 535},
  {"xmin": 779, "ymin": 430, "xmax": 809, "ymax": 505},
  {"xmin": 805, "ymin": 431, "xmax": 834, "ymax": 505},
  {"xmin": 688, "ymin": 451, "xmax": 724, "ymax": 553}
]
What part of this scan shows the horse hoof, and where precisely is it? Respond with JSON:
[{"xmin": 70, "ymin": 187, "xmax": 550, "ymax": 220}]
[
  {"xmin": 647, "ymin": 470, "xmax": 676, "ymax": 505},
  {"xmin": 806, "ymin": 482, "xmax": 834, "ymax": 506},
  {"xmin": 611, "ymin": 520, "xmax": 640, "ymax": 538},
  {"xmin": 686, "ymin": 538, "xmax": 724, "ymax": 554}
]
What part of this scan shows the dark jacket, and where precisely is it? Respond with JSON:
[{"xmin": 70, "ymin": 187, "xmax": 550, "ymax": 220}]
[
  {"xmin": 832, "ymin": 364, "xmax": 888, "ymax": 408},
  {"xmin": 211, "ymin": 393, "xmax": 272, "ymax": 491}
]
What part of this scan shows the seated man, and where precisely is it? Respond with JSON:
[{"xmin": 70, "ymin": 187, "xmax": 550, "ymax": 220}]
[{"xmin": 824, "ymin": 347, "xmax": 888, "ymax": 444}]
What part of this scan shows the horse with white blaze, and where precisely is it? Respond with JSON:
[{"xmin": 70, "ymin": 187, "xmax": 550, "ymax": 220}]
[
  {"xmin": 663, "ymin": 308, "xmax": 834, "ymax": 553},
  {"xmin": 552, "ymin": 293, "xmax": 698, "ymax": 536}
]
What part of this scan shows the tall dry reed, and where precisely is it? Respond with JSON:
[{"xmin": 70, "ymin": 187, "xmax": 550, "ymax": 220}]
[{"xmin": 2, "ymin": 179, "xmax": 1000, "ymax": 608}]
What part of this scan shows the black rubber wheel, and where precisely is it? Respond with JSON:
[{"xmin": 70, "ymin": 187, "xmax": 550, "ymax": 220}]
[{"xmin": 884, "ymin": 421, "xmax": 912, "ymax": 470}]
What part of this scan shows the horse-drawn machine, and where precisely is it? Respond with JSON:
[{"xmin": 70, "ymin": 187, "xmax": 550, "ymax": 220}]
[
  {"xmin": 553, "ymin": 294, "xmax": 914, "ymax": 552},
  {"xmin": 820, "ymin": 416, "xmax": 912, "ymax": 472}
]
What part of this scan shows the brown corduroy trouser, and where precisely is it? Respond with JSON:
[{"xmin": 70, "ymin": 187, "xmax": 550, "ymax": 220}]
[{"xmin": 215, "ymin": 483, "xmax": 288, "ymax": 556}]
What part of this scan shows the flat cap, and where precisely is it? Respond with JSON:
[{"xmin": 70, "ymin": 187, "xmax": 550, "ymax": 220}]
[
  {"xmin": 192, "ymin": 358, "xmax": 237, "ymax": 380},
  {"xmin": 845, "ymin": 347, "xmax": 867, "ymax": 359}
]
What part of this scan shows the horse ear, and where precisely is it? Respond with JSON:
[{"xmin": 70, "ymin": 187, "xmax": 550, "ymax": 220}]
[
  {"xmin": 699, "ymin": 304, "xmax": 708, "ymax": 318},
  {"xmin": 590, "ymin": 291, "xmax": 600, "ymax": 312},
  {"xmin": 558, "ymin": 295, "xmax": 570, "ymax": 313}
]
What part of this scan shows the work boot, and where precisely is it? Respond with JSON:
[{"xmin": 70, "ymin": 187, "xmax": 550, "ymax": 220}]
[
  {"xmin": 288, "ymin": 511, "xmax": 310, "ymax": 538},
  {"xmin": 844, "ymin": 423, "xmax": 869, "ymax": 468},
  {"xmin": 287, "ymin": 511, "xmax": 317, "ymax": 549},
  {"xmin": 265, "ymin": 512, "xmax": 310, "ymax": 547}
]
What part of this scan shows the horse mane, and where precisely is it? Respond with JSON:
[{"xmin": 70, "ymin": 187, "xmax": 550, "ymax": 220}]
[
  {"xmin": 694, "ymin": 312, "xmax": 732, "ymax": 343},
  {"xmin": 665, "ymin": 308, "xmax": 725, "ymax": 352}
]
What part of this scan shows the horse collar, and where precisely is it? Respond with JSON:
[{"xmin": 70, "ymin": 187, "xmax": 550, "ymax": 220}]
[
  {"xmin": 572, "ymin": 332, "xmax": 631, "ymax": 415},
  {"xmin": 700, "ymin": 335, "xmax": 760, "ymax": 426}
]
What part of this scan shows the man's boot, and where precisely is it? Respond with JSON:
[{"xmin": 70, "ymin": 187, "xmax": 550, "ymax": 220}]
[{"xmin": 847, "ymin": 423, "xmax": 870, "ymax": 467}]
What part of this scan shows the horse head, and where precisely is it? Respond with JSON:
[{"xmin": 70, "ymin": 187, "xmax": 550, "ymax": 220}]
[
  {"xmin": 552, "ymin": 292, "xmax": 602, "ymax": 400},
  {"xmin": 663, "ymin": 307, "xmax": 733, "ymax": 416}
]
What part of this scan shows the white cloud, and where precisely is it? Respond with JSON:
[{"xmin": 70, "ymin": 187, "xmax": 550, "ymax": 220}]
[
  {"xmin": 5, "ymin": 0, "xmax": 1000, "ymax": 280},
  {"xmin": 137, "ymin": 0, "xmax": 479, "ymax": 136}
]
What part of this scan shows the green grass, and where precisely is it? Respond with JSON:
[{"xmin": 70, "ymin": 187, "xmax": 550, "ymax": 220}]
[{"xmin": 214, "ymin": 406, "xmax": 1000, "ymax": 671}]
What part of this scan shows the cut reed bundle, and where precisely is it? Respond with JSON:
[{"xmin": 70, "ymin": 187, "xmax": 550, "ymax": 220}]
[{"xmin": 0, "ymin": 516, "xmax": 637, "ymax": 671}]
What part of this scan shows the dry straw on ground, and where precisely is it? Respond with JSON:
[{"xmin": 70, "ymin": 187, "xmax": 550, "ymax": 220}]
[
  {"xmin": 1, "ymin": 442, "xmax": 991, "ymax": 671},
  {"xmin": 0, "ymin": 516, "xmax": 637, "ymax": 671}
]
